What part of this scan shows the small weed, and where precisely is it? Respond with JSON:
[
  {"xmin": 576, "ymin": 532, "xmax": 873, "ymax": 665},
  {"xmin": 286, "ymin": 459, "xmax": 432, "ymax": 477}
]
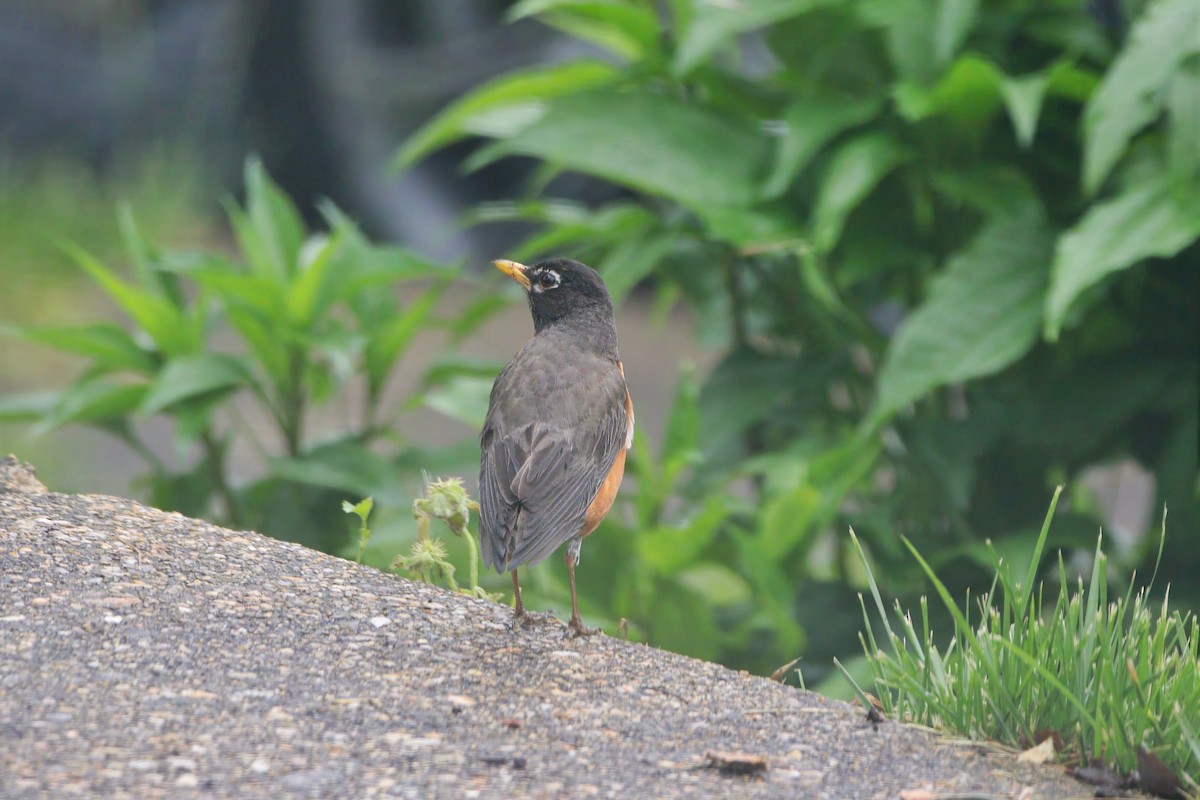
[
  {"xmin": 392, "ymin": 475, "xmax": 499, "ymax": 601},
  {"xmin": 343, "ymin": 497, "xmax": 375, "ymax": 565}
]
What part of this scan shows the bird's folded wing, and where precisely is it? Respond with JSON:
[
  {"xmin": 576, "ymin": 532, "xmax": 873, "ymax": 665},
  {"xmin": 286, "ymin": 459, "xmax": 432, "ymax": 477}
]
[{"xmin": 479, "ymin": 373, "xmax": 628, "ymax": 570}]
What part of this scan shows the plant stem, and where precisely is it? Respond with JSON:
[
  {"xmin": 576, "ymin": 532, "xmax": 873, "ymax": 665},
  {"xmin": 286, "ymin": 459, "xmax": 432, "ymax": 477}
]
[
  {"xmin": 201, "ymin": 430, "xmax": 242, "ymax": 527},
  {"xmin": 462, "ymin": 529, "xmax": 480, "ymax": 591}
]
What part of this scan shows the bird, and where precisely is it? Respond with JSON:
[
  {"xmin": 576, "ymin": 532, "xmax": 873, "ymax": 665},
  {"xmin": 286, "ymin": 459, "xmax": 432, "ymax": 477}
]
[{"xmin": 479, "ymin": 257, "xmax": 634, "ymax": 635}]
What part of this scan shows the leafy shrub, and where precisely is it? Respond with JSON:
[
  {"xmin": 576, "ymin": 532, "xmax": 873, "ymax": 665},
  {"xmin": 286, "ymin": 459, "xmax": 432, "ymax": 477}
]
[
  {"xmin": 398, "ymin": 0, "xmax": 1199, "ymax": 673},
  {"xmin": 0, "ymin": 160, "xmax": 501, "ymax": 552}
]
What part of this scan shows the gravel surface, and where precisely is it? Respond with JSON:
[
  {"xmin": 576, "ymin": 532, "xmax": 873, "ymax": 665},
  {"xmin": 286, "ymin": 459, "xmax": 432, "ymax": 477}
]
[{"xmin": 1, "ymin": 455, "xmax": 1097, "ymax": 799}]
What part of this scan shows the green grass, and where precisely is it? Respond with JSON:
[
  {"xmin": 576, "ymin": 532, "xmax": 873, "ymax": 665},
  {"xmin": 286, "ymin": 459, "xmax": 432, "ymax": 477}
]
[{"xmin": 850, "ymin": 487, "xmax": 1199, "ymax": 793}]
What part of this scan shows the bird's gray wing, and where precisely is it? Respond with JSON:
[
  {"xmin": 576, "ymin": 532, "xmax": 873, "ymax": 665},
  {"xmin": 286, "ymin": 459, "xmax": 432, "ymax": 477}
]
[{"xmin": 479, "ymin": 367, "xmax": 628, "ymax": 571}]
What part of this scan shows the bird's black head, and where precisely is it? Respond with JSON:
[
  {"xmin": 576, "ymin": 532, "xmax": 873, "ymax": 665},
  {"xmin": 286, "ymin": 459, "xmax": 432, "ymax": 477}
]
[{"xmin": 493, "ymin": 257, "xmax": 615, "ymax": 336}]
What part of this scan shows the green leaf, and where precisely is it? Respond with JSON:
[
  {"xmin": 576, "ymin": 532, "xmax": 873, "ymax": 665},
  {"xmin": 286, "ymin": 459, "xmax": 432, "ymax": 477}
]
[
  {"xmin": 243, "ymin": 157, "xmax": 306, "ymax": 278},
  {"xmin": 636, "ymin": 498, "xmax": 727, "ymax": 573},
  {"xmin": 33, "ymin": 381, "xmax": 148, "ymax": 434},
  {"xmin": 933, "ymin": 0, "xmax": 978, "ymax": 66},
  {"xmin": 662, "ymin": 364, "xmax": 701, "ymax": 468},
  {"xmin": 0, "ymin": 391, "xmax": 58, "ymax": 423},
  {"xmin": 1045, "ymin": 172, "xmax": 1200, "ymax": 339},
  {"xmin": 365, "ymin": 285, "xmax": 446, "ymax": 395},
  {"xmin": 509, "ymin": 0, "xmax": 662, "ymax": 60},
  {"xmin": 811, "ymin": 133, "xmax": 907, "ymax": 253},
  {"xmin": 858, "ymin": 0, "xmax": 938, "ymax": 83},
  {"xmin": 673, "ymin": 0, "xmax": 838, "ymax": 76},
  {"xmin": 675, "ymin": 562, "xmax": 752, "ymax": 607},
  {"xmin": 760, "ymin": 481, "xmax": 822, "ymax": 560},
  {"xmin": 1167, "ymin": 54, "xmax": 1200, "ymax": 182},
  {"xmin": 61, "ymin": 244, "xmax": 196, "ymax": 356},
  {"xmin": 468, "ymin": 89, "xmax": 770, "ymax": 210},
  {"xmin": 697, "ymin": 205, "xmax": 806, "ymax": 251},
  {"xmin": 423, "ymin": 375, "xmax": 494, "ymax": 428},
  {"xmin": 506, "ymin": 202, "xmax": 659, "ymax": 263},
  {"xmin": 285, "ymin": 229, "xmax": 346, "ymax": 326},
  {"xmin": 225, "ymin": 306, "xmax": 289, "ymax": 387},
  {"xmin": 597, "ymin": 233, "xmax": 674, "ymax": 305},
  {"xmin": 393, "ymin": 61, "xmax": 618, "ymax": 170},
  {"xmin": 5, "ymin": 323, "xmax": 156, "ymax": 374},
  {"xmin": 762, "ymin": 94, "xmax": 881, "ymax": 199},
  {"xmin": 269, "ymin": 440, "xmax": 406, "ymax": 502},
  {"xmin": 873, "ymin": 206, "xmax": 1053, "ymax": 420},
  {"xmin": 1083, "ymin": 0, "xmax": 1200, "ymax": 194},
  {"xmin": 139, "ymin": 354, "xmax": 254, "ymax": 415},
  {"xmin": 894, "ymin": 54, "xmax": 1003, "ymax": 125},
  {"xmin": 1000, "ymin": 71, "xmax": 1050, "ymax": 148}
]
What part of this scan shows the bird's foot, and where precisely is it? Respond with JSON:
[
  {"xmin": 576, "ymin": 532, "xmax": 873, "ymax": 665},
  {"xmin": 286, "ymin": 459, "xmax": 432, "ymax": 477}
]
[{"xmin": 567, "ymin": 616, "xmax": 600, "ymax": 638}]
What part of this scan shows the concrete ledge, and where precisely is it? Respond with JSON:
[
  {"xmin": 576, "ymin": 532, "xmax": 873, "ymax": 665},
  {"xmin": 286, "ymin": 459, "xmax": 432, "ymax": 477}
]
[{"xmin": 0, "ymin": 455, "xmax": 1091, "ymax": 798}]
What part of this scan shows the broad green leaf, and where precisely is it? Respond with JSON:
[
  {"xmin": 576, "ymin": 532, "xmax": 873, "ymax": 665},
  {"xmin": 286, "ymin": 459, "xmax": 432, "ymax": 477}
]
[
  {"xmin": 1000, "ymin": 71, "xmax": 1050, "ymax": 148},
  {"xmin": 509, "ymin": 0, "xmax": 661, "ymax": 60},
  {"xmin": 1045, "ymin": 173, "xmax": 1200, "ymax": 338},
  {"xmin": 507, "ymin": 202, "xmax": 659, "ymax": 263},
  {"xmin": 760, "ymin": 481, "xmax": 822, "ymax": 559},
  {"xmin": 894, "ymin": 54, "xmax": 1002, "ymax": 125},
  {"xmin": 139, "ymin": 354, "xmax": 254, "ymax": 415},
  {"xmin": 1045, "ymin": 59, "xmax": 1099, "ymax": 103},
  {"xmin": 811, "ymin": 133, "xmax": 907, "ymax": 253},
  {"xmin": 0, "ymin": 391, "xmax": 58, "ymax": 423},
  {"xmin": 1083, "ymin": 0, "xmax": 1200, "ymax": 193},
  {"xmin": 393, "ymin": 61, "xmax": 618, "ymax": 170},
  {"xmin": 1167, "ymin": 54, "xmax": 1200, "ymax": 182},
  {"xmin": 673, "ymin": 0, "xmax": 838, "ymax": 76},
  {"xmin": 189, "ymin": 268, "xmax": 285, "ymax": 321},
  {"xmin": 419, "ymin": 357, "xmax": 508, "ymax": 388},
  {"xmin": 675, "ymin": 562, "xmax": 752, "ymax": 607},
  {"xmin": 33, "ymin": 381, "xmax": 148, "ymax": 434},
  {"xmin": 6, "ymin": 323, "xmax": 156, "ymax": 374},
  {"xmin": 422, "ymin": 375, "xmax": 494, "ymax": 428},
  {"xmin": 762, "ymin": 94, "xmax": 881, "ymax": 199},
  {"xmin": 858, "ymin": 0, "xmax": 938, "ymax": 84},
  {"xmin": 933, "ymin": 0, "xmax": 978, "ymax": 66},
  {"xmin": 468, "ymin": 89, "xmax": 770, "ymax": 210},
  {"xmin": 873, "ymin": 206, "xmax": 1053, "ymax": 420},
  {"xmin": 697, "ymin": 205, "xmax": 806, "ymax": 252},
  {"xmin": 62, "ymin": 244, "xmax": 196, "ymax": 356},
  {"xmin": 636, "ymin": 498, "xmax": 727, "ymax": 573},
  {"xmin": 597, "ymin": 233, "xmax": 674, "ymax": 305},
  {"xmin": 931, "ymin": 166, "xmax": 1040, "ymax": 217},
  {"xmin": 243, "ymin": 158, "xmax": 306, "ymax": 278}
]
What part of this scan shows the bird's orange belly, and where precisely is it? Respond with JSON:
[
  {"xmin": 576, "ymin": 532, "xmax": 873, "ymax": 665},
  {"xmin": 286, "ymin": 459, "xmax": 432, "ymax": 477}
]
[{"xmin": 582, "ymin": 447, "xmax": 625, "ymax": 537}]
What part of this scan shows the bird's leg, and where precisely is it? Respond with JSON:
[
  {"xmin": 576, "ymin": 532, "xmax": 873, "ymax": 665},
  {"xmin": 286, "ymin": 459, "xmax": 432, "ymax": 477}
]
[
  {"xmin": 511, "ymin": 569, "xmax": 525, "ymax": 619},
  {"xmin": 565, "ymin": 538, "xmax": 597, "ymax": 637}
]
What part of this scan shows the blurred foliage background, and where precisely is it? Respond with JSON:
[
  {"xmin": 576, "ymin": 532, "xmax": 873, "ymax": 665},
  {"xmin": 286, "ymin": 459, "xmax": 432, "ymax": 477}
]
[{"xmin": 1, "ymin": 0, "xmax": 1196, "ymax": 687}]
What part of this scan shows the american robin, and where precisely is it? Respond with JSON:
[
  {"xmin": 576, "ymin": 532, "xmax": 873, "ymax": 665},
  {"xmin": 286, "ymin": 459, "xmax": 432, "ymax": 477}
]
[{"xmin": 479, "ymin": 258, "xmax": 634, "ymax": 635}]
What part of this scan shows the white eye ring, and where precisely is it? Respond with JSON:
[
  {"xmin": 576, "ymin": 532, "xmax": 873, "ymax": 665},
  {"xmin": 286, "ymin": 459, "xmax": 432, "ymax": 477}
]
[{"xmin": 533, "ymin": 269, "xmax": 561, "ymax": 292}]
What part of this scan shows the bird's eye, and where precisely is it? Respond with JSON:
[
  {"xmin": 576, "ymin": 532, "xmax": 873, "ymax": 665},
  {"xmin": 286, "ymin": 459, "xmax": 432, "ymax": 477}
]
[{"xmin": 537, "ymin": 271, "xmax": 560, "ymax": 290}]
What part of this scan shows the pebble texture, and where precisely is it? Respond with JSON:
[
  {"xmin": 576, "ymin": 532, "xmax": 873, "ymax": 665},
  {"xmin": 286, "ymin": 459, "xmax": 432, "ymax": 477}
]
[{"xmin": 0, "ymin": 455, "xmax": 1095, "ymax": 799}]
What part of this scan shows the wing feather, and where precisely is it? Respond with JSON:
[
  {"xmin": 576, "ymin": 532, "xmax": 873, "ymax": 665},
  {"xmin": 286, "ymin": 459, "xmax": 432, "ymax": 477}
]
[{"xmin": 478, "ymin": 358, "xmax": 629, "ymax": 571}]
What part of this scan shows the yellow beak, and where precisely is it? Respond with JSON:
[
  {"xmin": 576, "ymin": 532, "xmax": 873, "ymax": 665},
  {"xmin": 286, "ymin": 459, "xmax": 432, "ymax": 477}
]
[{"xmin": 492, "ymin": 259, "xmax": 532, "ymax": 290}]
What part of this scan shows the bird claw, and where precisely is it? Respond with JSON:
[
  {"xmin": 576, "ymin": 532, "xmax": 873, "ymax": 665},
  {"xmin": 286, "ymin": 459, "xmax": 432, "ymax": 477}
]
[{"xmin": 567, "ymin": 617, "xmax": 600, "ymax": 638}]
